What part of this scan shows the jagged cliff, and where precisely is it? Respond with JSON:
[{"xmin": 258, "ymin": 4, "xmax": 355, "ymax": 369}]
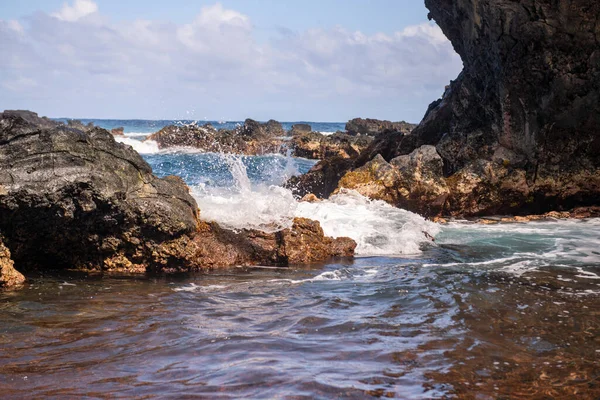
[{"xmin": 293, "ymin": 0, "xmax": 600, "ymax": 216}]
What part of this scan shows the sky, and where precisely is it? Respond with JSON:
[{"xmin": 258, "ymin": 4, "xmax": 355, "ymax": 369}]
[{"xmin": 0, "ymin": 0, "xmax": 463, "ymax": 122}]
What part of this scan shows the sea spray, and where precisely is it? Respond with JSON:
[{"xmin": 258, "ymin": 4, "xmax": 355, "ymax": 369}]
[
  {"xmin": 115, "ymin": 136, "xmax": 160, "ymax": 154},
  {"xmin": 190, "ymin": 154, "xmax": 440, "ymax": 255},
  {"xmin": 116, "ymin": 134, "xmax": 443, "ymax": 255}
]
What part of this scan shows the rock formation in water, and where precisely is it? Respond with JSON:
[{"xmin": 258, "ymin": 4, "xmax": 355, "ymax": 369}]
[
  {"xmin": 345, "ymin": 118, "xmax": 416, "ymax": 136},
  {"xmin": 291, "ymin": 131, "xmax": 373, "ymax": 160},
  {"xmin": 0, "ymin": 111, "xmax": 355, "ymax": 286},
  {"xmin": 110, "ymin": 127, "xmax": 125, "ymax": 136},
  {"xmin": 290, "ymin": 0, "xmax": 600, "ymax": 217},
  {"xmin": 146, "ymin": 118, "xmax": 285, "ymax": 155}
]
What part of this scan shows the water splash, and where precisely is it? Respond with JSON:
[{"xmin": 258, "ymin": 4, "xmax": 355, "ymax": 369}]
[{"xmin": 191, "ymin": 154, "xmax": 439, "ymax": 255}]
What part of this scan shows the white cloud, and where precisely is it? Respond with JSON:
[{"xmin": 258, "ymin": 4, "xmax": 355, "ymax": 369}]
[
  {"xmin": 52, "ymin": 0, "xmax": 98, "ymax": 22},
  {"xmin": 6, "ymin": 20, "xmax": 24, "ymax": 34},
  {"xmin": 0, "ymin": 3, "xmax": 462, "ymax": 121}
]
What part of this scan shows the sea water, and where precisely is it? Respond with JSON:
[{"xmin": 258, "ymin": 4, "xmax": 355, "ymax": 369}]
[{"xmin": 1, "ymin": 121, "xmax": 599, "ymax": 399}]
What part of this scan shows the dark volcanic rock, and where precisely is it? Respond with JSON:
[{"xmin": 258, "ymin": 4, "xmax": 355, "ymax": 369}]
[
  {"xmin": 264, "ymin": 119, "xmax": 285, "ymax": 137},
  {"xmin": 345, "ymin": 118, "xmax": 416, "ymax": 136},
  {"xmin": 0, "ymin": 111, "xmax": 200, "ymax": 273},
  {"xmin": 0, "ymin": 111, "xmax": 355, "ymax": 277},
  {"xmin": 285, "ymin": 156, "xmax": 354, "ymax": 199},
  {"xmin": 147, "ymin": 119, "xmax": 285, "ymax": 155},
  {"xmin": 293, "ymin": 1, "xmax": 600, "ymax": 216},
  {"xmin": 291, "ymin": 131, "xmax": 372, "ymax": 160},
  {"xmin": 290, "ymin": 124, "xmax": 312, "ymax": 136},
  {"xmin": 422, "ymin": 0, "xmax": 600, "ymax": 214}
]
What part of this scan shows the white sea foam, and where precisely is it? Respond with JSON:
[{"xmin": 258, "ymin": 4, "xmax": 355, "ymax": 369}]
[
  {"xmin": 123, "ymin": 131, "xmax": 154, "ymax": 138},
  {"xmin": 296, "ymin": 189, "xmax": 440, "ymax": 255},
  {"xmin": 115, "ymin": 137, "xmax": 160, "ymax": 154},
  {"xmin": 190, "ymin": 155, "xmax": 439, "ymax": 255}
]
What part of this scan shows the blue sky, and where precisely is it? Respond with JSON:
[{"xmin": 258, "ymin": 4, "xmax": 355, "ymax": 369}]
[{"xmin": 0, "ymin": 1, "xmax": 462, "ymax": 122}]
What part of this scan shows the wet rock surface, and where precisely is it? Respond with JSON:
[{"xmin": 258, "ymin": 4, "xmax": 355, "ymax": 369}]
[
  {"xmin": 0, "ymin": 111, "xmax": 355, "ymax": 280},
  {"xmin": 147, "ymin": 118, "xmax": 285, "ymax": 155},
  {"xmin": 337, "ymin": 146, "xmax": 449, "ymax": 217}
]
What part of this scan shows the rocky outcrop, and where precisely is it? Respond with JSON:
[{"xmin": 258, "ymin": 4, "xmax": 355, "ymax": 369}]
[
  {"xmin": 285, "ymin": 157, "xmax": 354, "ymax": 199},
  {"xmin": 291, "ymin": 131, "xmax": 372, "ymax": 160},
  {"xmin": 146, "ymin": 118, "xmax": 285, "ymax": 155},
  {"xmin": 336, "ymin": 146, "xmax": 449, "ymax": 217},
  {"xmin": 149, "ymin": 218, "xmax": 355, "ymax": 271},
  {"xmin": 290, "ymin": 1, "xmax": 600, "ymax": 217},
  {"xmin": 345, "ymin": 118, "xmax": 416, "ymax": 136},
  {"xmin": 0, "ymin": 111, "xmax": 355, "ymax": 280},
  {"xmin": 0, "ymin": 237, "xmax": 24, "ymax": 288},
  {"xmin": 110, "ymin": 127, "xmax": 125, "ymax": 136},
  {"xmin": 290, "ymin": 124, "xmax": 312, "ymax": 136}
]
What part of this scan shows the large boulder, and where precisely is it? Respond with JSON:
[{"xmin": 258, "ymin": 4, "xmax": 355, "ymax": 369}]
[
  {"xmin": 0, "ymin": 111, "xmax": 200, "ymax": 272},
  {"xmin": 0, "ymin": 111, "xmax": 355, "ymax": 278},
  {"xmin": 345, "ymin": 118, "xmax": 416, "ymax": 136},
  {"xmin": 419, "ymin": 0, "xmax": 600, "ymax": 212},
  {"xmin": 290, "ymin": 1, "xmax": 600, "ymax": 216},
  {"xmin": 337, "ymin": 146, "xmax": 450, "ymax": 217}
]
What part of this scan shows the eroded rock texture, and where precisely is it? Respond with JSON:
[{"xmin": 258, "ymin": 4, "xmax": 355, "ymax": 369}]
[
  {"xmin": 291, "ymin": 131, "xmax": 373, "ymax": 160},
  {"xmin": 147, "ymin": 118, "xmax": 285, "ymax": 155},
  {"xmin": 291, "ymin": 1, "xmax": 600, "ymax": 217}
]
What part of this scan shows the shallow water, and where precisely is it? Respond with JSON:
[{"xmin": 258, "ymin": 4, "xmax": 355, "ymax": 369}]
[
  {"xmin": 1, "ymin": 144, "xmax": 599, "ymax": 398},
  {"xmin": 1, "ymin": 242, "xmax": 599, "ymax": 399}
]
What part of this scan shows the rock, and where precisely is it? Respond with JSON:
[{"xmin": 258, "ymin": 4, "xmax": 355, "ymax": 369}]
[
  {"xmin": 0, "ymin": 110, "xmax": 200, "ymax": 273},
  {"xmin": 291, "ymin": 131, "xmax": 372, "ymax": 160},
  {"xmin": 66, "ymin": 119, "xmax": 95, "ymax": 132},
  {"xmin": 0, "ymin": 110, "xmax": 356, "ymax": 277},
  {"xmin": 147, "ymin": 121, "xmax": 284, "ymax": 155},
  {"xmin": 423, "ymin": 0, "xmax": 600, "ymax": 213},
  {"xmin": 337, "ymin": 146, "xmax": 449, "ymax": 217},
  {"xmin": 300, "ymin": 193, "xmax": 320, "ymax": 203},
  {"xmin": 110, "ymin": 127, "xmax": 125, "ymax": 136},
  {"xmin": 264, "ymin": 119, "xmax": 285, "ymax": 137},
  {"xmin": 1, "ymin": 110, "xmax": 57, "ymax": 130},
  {"xmin": 345, "ymin": 118, "xmax": 416, "ymax": 136},
  {"xmin": 158, "ymin": 218, "xmax": 355, "ymax": 270},
  {"xmin": 290, "ymin": 124, "xmax": 312, "ymax": 135},
  {"xmin": 0, "ymin": 236, "xmax": 25, "ymax": 288},
  {"xmin": 292, "ymin": 1, "xmax": 600, "ymax": 217},
  {"xmin": 285, "ymin": 156, "xmax": 354, "ymax": 199}
]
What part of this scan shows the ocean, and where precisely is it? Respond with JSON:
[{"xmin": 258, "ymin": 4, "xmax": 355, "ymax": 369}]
[{"xmin": 1, "ymin": 119, "xmax": 599, "ymax": 398}]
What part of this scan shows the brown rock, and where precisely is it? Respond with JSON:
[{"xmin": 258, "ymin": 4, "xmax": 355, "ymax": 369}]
[
  {"xmin": 0, "ymin": 237, "xmax": 25, "ymax": 288},
  {"xmin": 337, "ymin": 146, "xmax": 450, "ymax": 217},
  {"xmin": 110, "ymin": 127, "xmax": 125, "ymax": 136},
  {"xmin": 291, "ymin": 131, "xmax": 372, "ymax": 160},
  {"xmin": 300, "ymin": 193, "xmax": 320, "ymax": 203}
]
